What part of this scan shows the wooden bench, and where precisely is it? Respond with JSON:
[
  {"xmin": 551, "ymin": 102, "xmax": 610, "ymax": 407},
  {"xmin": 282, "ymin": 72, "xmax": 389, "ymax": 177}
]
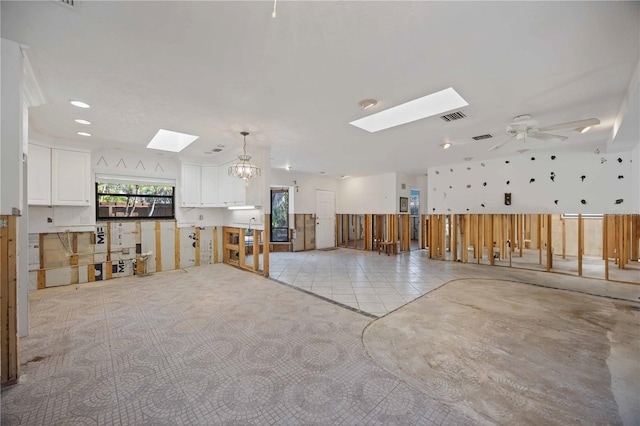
[{"xmin": 377, "ymin": 240, "xmax": 397, "ymax": 256}]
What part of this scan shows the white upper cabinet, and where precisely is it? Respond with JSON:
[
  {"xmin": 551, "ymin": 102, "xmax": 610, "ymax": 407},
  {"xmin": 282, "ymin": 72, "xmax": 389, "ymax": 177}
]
[
  {"xmin": 51, "ymin": 148, "xmax": 91, "ymax": 206},
  {"xmin": 181, "ymin": 164, "xmax": 202, "ymax": 207},
  {"xmin": 217, "ymin": 165, "xmax": 246, "ymax": 206},
  {"xmin": 200, "ymin": 166, "xmax": 219, "ymax": 206},
  {"xmin": 28, "ymin": 144, "xmax": 51, "ymax": 205}
]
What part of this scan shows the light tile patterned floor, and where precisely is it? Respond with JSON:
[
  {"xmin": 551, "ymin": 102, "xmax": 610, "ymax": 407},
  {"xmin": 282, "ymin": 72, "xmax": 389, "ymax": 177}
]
[
  {"xmin": 269, "ymin": 248, "xmax": 640, "ymax": 316},
  {"xmin": 3, "ymin": 248, "xmax": 638, "ymax": 425},
  {"xmin": 1, "ymin": 263, "xmax": 471, "ymax": 425}
]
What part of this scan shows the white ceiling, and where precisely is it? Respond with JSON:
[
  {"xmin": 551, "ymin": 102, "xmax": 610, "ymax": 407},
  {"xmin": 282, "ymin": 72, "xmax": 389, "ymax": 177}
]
[{"xmin": 2, "ymin": 1, "xmax": 639, "ymax": 177}]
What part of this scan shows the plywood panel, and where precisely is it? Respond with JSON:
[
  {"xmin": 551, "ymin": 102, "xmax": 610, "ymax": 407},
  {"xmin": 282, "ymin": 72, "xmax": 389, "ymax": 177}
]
[
  {"xmin": 45, "ymin": 267, "xmax": 72, "ymax": 287},
  {"xmin": 292, "ymin": 214, "xmax": 305, "ymax": 252},
  {"xmin": 304, "ymin": 214, "xmax": 315, "ymax": 250}
]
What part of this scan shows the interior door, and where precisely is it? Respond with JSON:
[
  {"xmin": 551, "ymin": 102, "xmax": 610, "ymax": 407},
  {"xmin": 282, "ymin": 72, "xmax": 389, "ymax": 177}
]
[{"xmin": 315, "ymin": 189, "xmax": 335, "ymax": 249}]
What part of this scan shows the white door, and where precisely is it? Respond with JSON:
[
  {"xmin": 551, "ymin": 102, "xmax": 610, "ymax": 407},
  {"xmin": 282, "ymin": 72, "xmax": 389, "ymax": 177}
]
[{"xmin": 315, "ymin": 189, "xmax": 335, "ymax": 249}]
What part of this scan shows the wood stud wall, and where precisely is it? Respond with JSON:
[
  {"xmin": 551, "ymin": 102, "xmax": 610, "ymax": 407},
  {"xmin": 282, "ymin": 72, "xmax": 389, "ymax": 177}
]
[
  {"xmin": 423, "ymin": 213, "xmax": 638, "ymax": 284},
  {"xmin": 1, "ymin": 216, "xmax": 18, "ymax": 387}
]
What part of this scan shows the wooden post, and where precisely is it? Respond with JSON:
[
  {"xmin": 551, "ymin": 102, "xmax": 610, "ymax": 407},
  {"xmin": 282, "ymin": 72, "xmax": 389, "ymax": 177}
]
[
  {"xmin": 538, "ymin": 214, "xmax": 543, "ymax": 265},
  {"xmin": 488, "ymin": 215, "xmax": 495, "ymax": 266},
  {"xmin": 561, "ymin": 216, "xmax": 566, "ymax": 259},
  {"xmin": 106, "ymin": 222, "xmax": 112, "ymax": 262},
  {"xmin": 603, "ymin": 215, "xmax": 609, "ymax": 280},
  {"xmin": 195, "ymin": 227, "xmax": 201, "ymax": 267},
  {"xmin": 155, "ymin": 221, "xmax": 162, "ymax": 272},
  {"xmin": 213, "ymin": 227, "xmax": 219, "ymax": 263},
  {"xmin": 263, "ymin": 215, "xmax": 270, "ymax": 277},
  {"xmin": 510, "ymin": 214, "xmax": 516, "ymax": 254},
  {"xmin": 451, "ymin": 214, "xmax": 458, "ymax": 261},
  {"xmin": 238, "ymin": 228, "xmax": 246, "ymax": 268},
  {"xmin": 1, "ymin": 215, "xmax": 19, "ymax": 386},
  {"xmin": 174, "ymin": 224, "xmax": 180, "ymax": 270},
  {"xmin": 518, "ymin": 214, "xmax": 523, "ymax": 257},
  {"xmin": 440, "ymin": 215, "xmax": 446, "ymax": 258},
  {"xmin": 462, "ymin": 214, "xmax": 469, "ymax": 263},
  {"xmin": 631, "ymin": 214, "xmax": 639, "ymax": 261},
  {"xmin": 546, "ymin": 214, "xmax": 553, "ymax": 272},
  {"xmin": 578, "ymin": 214, "xmax": 583, "ymax": 276},
  {"xmin": 622, "ymin": 215, "xmax": 630, "ymax": 269},
  {"xmin": 253, "ymin": 230, "xmax": 259, "ymax": 271},
  {"xmin": 70, "ymin": 233, "xmax": 79, "ymax": 266},
  {"xmin": 427, "ymin": 215, "xmax": 433, "ymax": 258}
]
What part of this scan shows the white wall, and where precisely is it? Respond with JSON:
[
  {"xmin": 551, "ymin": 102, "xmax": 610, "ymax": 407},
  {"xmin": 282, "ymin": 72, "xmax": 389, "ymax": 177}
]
[
  {"xmin": 1, "ymin": 39, "xmax": 23, "ymax": 215},
  {"xmin": 427, "ymin": 148, "xmax": 637, "ymax": 214},
  {"xmin": 271, "ymin": 169, "xmax": 338, "ymax": 214},
  {"xmin": 633, "ymin": 143, "xmax": 640, "ymax": 212},
  {"xmin": 336, "ymin": 173, "xmax": 396, "ymax": 214}
]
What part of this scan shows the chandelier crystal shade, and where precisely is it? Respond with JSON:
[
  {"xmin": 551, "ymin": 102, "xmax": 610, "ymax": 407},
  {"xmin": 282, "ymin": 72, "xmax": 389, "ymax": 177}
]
[{"xmin": 228, "ymin": 132, "xmax": 261, "ymax": 180}]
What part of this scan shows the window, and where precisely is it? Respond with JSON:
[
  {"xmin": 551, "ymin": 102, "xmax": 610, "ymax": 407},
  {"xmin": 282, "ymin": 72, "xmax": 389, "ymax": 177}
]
[
  {"xmin": 96, "ymin": 182, "xmax": 175, "ymax": 220},
  {"xmin": 270, "ymin": 189, "xmax": 289, "ymax": 242}
]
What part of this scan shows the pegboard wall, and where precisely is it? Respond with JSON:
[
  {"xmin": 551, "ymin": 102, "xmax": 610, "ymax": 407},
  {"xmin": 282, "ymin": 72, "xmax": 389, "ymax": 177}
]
[{"xmin": 427, "ymin": 149, "xmax": 636, "ymax": 214}]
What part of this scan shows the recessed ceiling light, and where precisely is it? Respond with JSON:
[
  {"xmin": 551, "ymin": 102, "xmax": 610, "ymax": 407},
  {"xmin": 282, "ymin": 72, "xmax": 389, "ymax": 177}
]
[
  {"xmin": 320, "ymin": 171, "xmax": 326, "ymax": 175},
  {"xmin": 70, "ymin": 100, "xmax": 90, "ymax": 108},
  {"xmin": 358, "ymin": 99, "xmax": 378, "ymax": 110},
  {"xmin": 146, "ymin": 129, "xmax": 199, "ymax": 152},
  {"xmin": 441, "ymin": 142, "xmax": 452, "ymax": 149},
  {"xmin": 74, "ymin": 119, "xmax": 91, "ymax": 125},
  {"xmin": 349, "ymin": 87, "xmax": 468, "ymax": 133},
  {"xmin": 76, "ymin": 131, "xmax": 91, "ymax": 137}
]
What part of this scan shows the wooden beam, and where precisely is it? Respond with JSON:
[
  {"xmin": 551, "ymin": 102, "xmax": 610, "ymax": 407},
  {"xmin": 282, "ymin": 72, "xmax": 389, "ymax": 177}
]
[
  {"xmin": 578, "ymin": 214, "xmax": 583, "ymax": 276},
  {"xmin": 546, "ymin": 214, "xmax": 553, "ymax": 272},
  {"xmin": 263, "ymin": 215, "xmax": 270, "ymax": 277},
  {"xmin": 155, "ymin": 221, "xmax": 162, "ymax": 272},
  {"xmin": 1, "ymin": 215, "xmax": 19, "ymax": 386}
]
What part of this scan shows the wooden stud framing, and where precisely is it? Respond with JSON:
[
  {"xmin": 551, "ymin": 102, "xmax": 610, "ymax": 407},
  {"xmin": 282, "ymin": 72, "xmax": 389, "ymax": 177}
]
[
  {"xmin": 105, "ymin": 261, "xmax": 113, "ymax": 280},
  {"xmin": 538, "ymin": 214, "xmax": 543, "ymax": 265},
  {"xmin": 577, "ymin": 214, "xmax": 583, "ymax": 276},
  {"xmin": 488, "ymin": 215, "xmax": 495, "ymax": 266},
  {"xmin": 106, "ymin": 222, "xmax": 112, "ymax": 262},
  {"xmin": 364, "ymin": 215, "xmax": 372, "ymax": 251},
  {"xmin": 353, "ymin": 215, "xmax": 357, "ymax": 250},
  {"xmin": 451, "ymin": 214, "xmax": 458, "ymax": 261},
  {"xmin": 238, "ymin": 228, "xmax": 246, "ymax": 268},
  {"xmin": 561, "ymin": 216, "xmax": 566, "ymax": 259},
  {"xmin": 631, "ymin": 215, "xmax": 639, "ymax": 261},
  {"xmin": 155, "ymin": 221, "xmax": 162, "ymax": 272},
  {"xmin": 603, "ymin": 214, "xmax": 609, "ymax": 280},
  {"xmin": 195, "ymin": 227, "xmax": 201, "ymax": 267},
  {"xmin": 462, "ymin": 214, "xmax": 469, "ymax": 263},
  {"xmin": 213, "ymin": 227, "xmax": 219, "ymax": 263},
  {"xmin": 253, "ymin": 230, "xmax": 260, "ymax": 271},
  {"xmin": 70, "ymin": 233, "xmax": 79, "ymax": 266},
  {"xmin": 440, "ymin": 215, "xmax": 446, "ymax": 258},
  {"xmin": 509, "ymin": 214, "xmax": 515, "ymax": 254},
  {"xmin": 263, "ymin": 214, "xmax": 270, "ymax": 277},
  {"xmin": 174, "ymin": 224, "xmax": 180, "ymax": 270},
  {"xmin": 1, "ymin": 215, "xmax": 19, "ymax": 387},
  {"xmin": 518, "ymin": 214, "xmax": 523, "ymax": 257},
  {"xmin": 37, "ymin": 269, "xmax": 46, "ymax": 289},
  {"xmin": 546, "ymin": 214, "xmax": 553, "ymax": 272}
]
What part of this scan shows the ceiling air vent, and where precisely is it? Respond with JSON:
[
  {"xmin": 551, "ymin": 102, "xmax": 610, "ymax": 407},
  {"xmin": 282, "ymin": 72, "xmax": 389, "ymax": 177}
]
[
  {"xmin": 53, "ymin": 0, "xmax": 78, "ymax": 10},
  {"xmin": 472, "ymin": 134, "xmax": 493, "ymax": 141},
  {"xmin": 440, "ymin": 111, "xmax": 466, "ymax": 122},
  {"xmin": 212, "ymin": 148, "xmax": 223, "ymax": 152}
]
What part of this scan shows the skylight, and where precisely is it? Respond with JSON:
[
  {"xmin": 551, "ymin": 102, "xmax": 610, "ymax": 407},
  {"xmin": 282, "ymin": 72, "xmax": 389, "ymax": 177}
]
[
  {"xmin": 146, "ymin": 129, "xmax": 199, "ymax": 152},
  {"xmin": 349, "ymin": 87, "xmax": 469, "ymax": 133}
]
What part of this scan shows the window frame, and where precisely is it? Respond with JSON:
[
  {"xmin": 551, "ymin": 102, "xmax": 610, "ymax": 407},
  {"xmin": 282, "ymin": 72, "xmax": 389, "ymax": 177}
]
[
  {"xmin": 95, "ymin": 182, "xmax": 176, "ymax": 221},
  {"xmin": 270, "ymin": 188, "xmax": 290, "ymax": 242}
]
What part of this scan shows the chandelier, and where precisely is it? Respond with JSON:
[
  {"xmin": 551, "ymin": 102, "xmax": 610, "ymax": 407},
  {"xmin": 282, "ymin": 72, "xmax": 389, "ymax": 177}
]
[{"xmin": 228, "ymin": 131, "xmax": 261, "ymax": 180}]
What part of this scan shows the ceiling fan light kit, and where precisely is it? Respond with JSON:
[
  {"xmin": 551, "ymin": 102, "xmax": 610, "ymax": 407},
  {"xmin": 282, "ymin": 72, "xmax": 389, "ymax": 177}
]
[{"xmin": 488, "ymin": 114, "xmax": 600, "ymax": 151}]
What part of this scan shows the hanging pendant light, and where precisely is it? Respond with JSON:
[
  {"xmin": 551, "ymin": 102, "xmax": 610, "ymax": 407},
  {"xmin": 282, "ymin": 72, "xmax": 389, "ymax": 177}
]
[{"xmin": 228, "ymin": 131, "xmax": 261, "ymax": 180}]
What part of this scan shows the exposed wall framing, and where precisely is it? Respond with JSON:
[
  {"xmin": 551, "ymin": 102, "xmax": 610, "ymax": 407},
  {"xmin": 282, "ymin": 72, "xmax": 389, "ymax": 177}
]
[{"xmin": 1, "ymin": 215, "xmax": 18, "ymax": 387}]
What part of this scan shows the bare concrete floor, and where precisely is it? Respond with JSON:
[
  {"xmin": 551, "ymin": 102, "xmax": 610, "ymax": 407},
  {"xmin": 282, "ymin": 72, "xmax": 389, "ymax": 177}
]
[{"xmin": 363, "ymin": 279, "xmax": 640, "ymax": 425}]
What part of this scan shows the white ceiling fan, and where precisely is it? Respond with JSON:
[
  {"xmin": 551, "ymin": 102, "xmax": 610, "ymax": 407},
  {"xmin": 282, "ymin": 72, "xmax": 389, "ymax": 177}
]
[{"xmin": 488, "ymin": 114, "xmax": 600, "ymax": 151}]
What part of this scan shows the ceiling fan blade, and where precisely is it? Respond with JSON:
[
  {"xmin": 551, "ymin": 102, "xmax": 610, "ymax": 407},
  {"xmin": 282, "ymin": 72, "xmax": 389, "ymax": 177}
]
[
  {"xmin": 488, "ymin": 135, "xmax": 515, "ymax": 151},
  {"xmin": 529, "ymin": 132, "xmax": 569, "ymax": 142},
  {"xmin": 538, "ymin": 118, "xmax": 600, "ymax": 132}
]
